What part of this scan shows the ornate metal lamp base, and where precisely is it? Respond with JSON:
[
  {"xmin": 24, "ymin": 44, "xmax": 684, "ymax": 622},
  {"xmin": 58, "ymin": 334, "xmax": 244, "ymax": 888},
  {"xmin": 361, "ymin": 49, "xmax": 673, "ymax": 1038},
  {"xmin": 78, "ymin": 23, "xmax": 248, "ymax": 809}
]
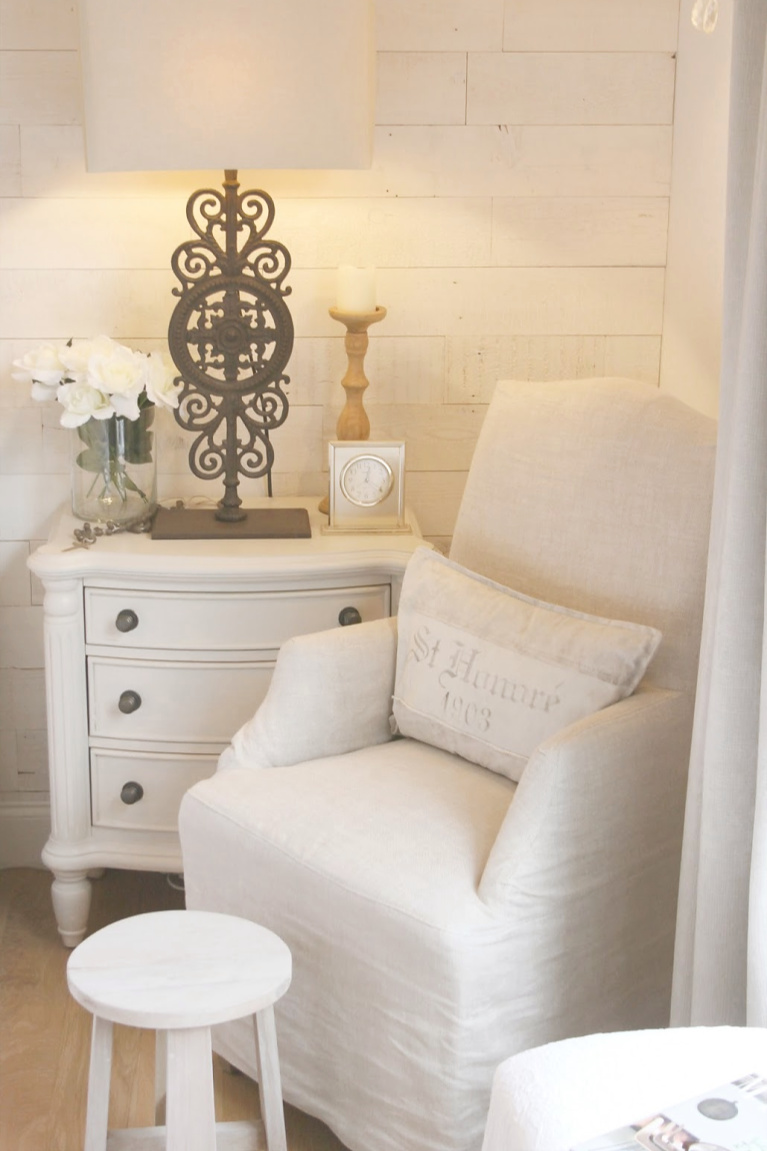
[
  {"xmin": 162, "ymin": 170, "xmax": 298, "ymax": 534},
  {"xmin": 152, "ymin": 505, "xmax": 311, "ymax": 540}
]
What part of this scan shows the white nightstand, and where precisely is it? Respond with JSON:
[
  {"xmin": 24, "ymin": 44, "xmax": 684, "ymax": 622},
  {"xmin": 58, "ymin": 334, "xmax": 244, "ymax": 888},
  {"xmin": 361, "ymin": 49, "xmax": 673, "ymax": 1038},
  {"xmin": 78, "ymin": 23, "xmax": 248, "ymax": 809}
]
[{"xmin": 29, "ymin": 499, "xmax": 423, "ymax": 946}]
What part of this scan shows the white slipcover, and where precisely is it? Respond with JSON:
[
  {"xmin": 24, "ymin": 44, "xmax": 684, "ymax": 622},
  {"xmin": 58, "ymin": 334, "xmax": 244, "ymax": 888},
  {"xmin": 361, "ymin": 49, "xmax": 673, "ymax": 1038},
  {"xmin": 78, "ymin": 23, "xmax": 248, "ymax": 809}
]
[{"xmin": 179, "ymin": 379, "xmax": 717, "ymax": 1151}]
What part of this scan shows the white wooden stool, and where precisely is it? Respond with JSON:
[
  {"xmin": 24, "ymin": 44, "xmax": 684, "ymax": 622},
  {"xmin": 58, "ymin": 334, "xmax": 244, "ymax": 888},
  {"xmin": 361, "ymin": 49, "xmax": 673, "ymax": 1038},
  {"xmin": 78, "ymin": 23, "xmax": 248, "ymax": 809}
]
[{"xmin": 67, "ymin": 909, "xmax": 292, "ymax": 1151}]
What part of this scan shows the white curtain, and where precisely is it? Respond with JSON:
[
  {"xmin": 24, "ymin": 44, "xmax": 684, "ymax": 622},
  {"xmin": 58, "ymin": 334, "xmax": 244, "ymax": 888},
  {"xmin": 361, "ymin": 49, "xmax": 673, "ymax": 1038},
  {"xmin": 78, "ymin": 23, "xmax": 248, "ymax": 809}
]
[{"xmin": 671, "ymin": 0, "xmax": 767, "ymax": 1027}]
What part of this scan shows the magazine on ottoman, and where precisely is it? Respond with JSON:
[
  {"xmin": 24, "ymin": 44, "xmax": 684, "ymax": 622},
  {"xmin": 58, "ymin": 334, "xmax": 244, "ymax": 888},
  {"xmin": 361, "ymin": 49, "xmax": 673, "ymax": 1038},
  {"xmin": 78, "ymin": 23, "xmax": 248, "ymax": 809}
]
[{"xmin": 571, "ymin": 1072, "xmax": 767, "ymax": 1150}]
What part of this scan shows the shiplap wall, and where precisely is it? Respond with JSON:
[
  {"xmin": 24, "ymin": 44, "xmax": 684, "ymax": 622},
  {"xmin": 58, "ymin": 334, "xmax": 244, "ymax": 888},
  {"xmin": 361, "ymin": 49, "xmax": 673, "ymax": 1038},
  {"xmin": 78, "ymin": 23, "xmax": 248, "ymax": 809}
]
[{"xmin": 0, "ymin": 0, "xmax": 680, "ymax": 821}]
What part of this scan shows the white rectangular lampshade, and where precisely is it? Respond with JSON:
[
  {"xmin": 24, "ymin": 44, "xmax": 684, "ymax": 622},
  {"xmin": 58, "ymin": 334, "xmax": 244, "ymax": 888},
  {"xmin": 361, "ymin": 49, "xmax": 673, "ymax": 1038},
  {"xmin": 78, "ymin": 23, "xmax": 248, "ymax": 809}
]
[{"xmin": 77, "ymin": 0, "xmax": 375, "ymax": 172}]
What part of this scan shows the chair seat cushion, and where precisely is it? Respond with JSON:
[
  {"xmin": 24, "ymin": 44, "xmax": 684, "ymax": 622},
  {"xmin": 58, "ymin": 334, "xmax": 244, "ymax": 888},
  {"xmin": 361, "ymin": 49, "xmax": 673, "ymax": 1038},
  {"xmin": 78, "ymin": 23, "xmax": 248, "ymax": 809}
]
[
  {"xmin": 180, "ymin": 739, "xmax": 520, "ymax": 1151},
  {"xmin": 183, "ymin": 737, "xmax": 515, "ymax": 928}
]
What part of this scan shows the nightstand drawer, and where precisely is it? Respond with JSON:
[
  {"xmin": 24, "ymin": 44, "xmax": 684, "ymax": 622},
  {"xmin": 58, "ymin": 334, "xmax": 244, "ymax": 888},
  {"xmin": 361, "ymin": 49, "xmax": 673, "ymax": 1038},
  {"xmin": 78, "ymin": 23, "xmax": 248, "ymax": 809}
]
[
  {"xmin": 84, "ymin": 585, "xmax": 391, "ymax": 652},
  {"xmin": 88, "ymin": 657, "xmax": 273, "ymax": 744},
  {"xmin": 90, "ymin": 749, "xmax": 218, "ymax": 831}
]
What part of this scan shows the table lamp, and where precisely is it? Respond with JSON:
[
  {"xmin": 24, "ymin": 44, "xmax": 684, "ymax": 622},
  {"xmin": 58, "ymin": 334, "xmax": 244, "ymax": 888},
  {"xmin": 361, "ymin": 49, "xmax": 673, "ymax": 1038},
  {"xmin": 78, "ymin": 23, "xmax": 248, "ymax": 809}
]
[{"xmin": 77, "ymin": 0, "xmax": 375, "ymax": 538}]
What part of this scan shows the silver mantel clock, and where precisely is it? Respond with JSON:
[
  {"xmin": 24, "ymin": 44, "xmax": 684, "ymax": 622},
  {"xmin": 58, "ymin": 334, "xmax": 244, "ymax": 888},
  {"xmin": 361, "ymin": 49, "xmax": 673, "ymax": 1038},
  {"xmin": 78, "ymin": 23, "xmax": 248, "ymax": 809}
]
[{"xmin": 326, "ymin": 441, "xmax": 409, "ymax": 533}]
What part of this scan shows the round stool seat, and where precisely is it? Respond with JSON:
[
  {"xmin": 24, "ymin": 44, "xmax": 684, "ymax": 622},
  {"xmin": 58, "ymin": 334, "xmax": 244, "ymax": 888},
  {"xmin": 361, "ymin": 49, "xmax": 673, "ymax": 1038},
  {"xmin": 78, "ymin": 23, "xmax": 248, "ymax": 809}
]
[
  {"xmin": 67, "ymin": 910, "xmax": 292, "ymax": 1151},
  {"xmin": 67, "ymin": 909, "xmax": 291, "ymax": 1029}
]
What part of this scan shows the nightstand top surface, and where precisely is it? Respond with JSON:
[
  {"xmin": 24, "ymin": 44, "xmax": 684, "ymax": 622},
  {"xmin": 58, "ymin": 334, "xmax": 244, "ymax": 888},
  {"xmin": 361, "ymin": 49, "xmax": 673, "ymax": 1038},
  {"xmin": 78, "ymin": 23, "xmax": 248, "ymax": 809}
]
[{"xmin": 29, "ymin": 498, "xmax": 426, "ymax": 583}]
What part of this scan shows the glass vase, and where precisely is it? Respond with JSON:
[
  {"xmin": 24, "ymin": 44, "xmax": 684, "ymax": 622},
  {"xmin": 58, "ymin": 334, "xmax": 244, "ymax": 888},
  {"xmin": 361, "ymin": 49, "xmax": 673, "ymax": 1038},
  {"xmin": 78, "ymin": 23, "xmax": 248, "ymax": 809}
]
[{"xmin": 71, "ymin": 405, "xmax": 157, "ymax": 525}]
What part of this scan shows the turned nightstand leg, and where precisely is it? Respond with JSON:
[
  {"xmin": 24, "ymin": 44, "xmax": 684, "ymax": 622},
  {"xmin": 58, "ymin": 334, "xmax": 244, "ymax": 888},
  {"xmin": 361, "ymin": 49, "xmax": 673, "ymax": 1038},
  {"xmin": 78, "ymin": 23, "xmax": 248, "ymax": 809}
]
[{"xmin": 51, "ymin": 871, "xmax": 92, "ymax": 947}]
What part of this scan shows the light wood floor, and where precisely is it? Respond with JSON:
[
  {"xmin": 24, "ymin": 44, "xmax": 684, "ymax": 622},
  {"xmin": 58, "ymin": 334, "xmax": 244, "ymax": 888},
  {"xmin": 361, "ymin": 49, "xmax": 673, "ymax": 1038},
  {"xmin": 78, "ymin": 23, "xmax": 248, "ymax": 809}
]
[{"xmin": 0, "ymin": 867, "xmax": 348, "ymax": 1151}]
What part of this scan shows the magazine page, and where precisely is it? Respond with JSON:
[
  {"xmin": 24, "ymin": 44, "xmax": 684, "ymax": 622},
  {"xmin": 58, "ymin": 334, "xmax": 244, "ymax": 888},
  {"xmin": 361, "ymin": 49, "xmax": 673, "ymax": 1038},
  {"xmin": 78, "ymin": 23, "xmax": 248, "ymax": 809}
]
[{"xmin": 571, "ymin": 1072, "xmax": 767, "ymax": 1151}]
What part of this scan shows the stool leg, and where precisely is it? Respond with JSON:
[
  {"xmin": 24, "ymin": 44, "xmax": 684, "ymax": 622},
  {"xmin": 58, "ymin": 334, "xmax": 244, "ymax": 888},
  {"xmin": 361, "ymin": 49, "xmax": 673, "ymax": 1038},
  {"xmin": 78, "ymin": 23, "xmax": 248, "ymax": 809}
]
[
  {"xmin": 253, "ymin": 1006, "xmax": 287, "ymax": 1151},
  {"xmin": 154, "ymin": 1029, "xmax": 167, "ymax": 1125},
  {"xmin": 165, "ymin": 1027, "xmax": 216, "ymax": 1151},
  {"xmin": 84, "ymin": 1016, "xmax": 113, "ymax": 1151}
]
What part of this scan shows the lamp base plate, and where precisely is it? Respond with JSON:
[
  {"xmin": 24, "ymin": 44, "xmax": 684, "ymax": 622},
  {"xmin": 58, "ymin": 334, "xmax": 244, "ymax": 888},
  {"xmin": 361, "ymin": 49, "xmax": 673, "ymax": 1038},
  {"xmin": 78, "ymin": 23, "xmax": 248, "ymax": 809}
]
[{"xmin": 151, "ymin": 507, "xmax": 312, "ymax": 540}]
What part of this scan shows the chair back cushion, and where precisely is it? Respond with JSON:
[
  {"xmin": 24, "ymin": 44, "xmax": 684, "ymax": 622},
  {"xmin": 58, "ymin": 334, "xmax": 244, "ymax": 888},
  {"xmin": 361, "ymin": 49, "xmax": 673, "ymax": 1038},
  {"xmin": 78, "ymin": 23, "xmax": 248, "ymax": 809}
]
[{"xmin": 449, "ymin": 379, "xmax": 717, "ymax": 692}]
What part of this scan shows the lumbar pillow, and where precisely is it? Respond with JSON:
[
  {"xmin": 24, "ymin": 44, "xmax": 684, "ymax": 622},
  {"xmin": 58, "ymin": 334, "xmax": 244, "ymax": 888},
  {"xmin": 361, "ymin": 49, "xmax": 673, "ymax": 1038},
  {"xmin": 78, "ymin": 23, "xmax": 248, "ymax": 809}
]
[{"xmin": 392, "ymin": 547, "xmax": 662, "ymax": 782}]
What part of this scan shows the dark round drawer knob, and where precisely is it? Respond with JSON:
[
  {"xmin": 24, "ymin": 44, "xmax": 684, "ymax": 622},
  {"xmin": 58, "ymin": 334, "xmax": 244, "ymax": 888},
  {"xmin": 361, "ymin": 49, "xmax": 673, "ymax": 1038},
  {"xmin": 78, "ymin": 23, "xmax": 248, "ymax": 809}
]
[
  {"xmin": 118, "ymin": 690, "xmax": 142, "ymax": 714},
  {"xmin": 115, "ymin": 609, "xmax": 139, "ymax": 633},
  {"xmin": 120, "ymin": 781, "xmax": 144, "ymax": 805},
  {"xmin": 338, "ymin": 606, "xmax": 362, "ymax": 627}
]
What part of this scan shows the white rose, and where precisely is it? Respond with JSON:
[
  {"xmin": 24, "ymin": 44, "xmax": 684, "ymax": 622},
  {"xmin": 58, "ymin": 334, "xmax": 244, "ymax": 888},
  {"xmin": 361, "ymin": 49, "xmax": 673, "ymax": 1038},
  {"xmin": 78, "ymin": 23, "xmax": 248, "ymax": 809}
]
[
  {"xmin": 59, "ymin": 336, "xmax": 114, "ymax": 378},
  {"xmin": 87, "ymin": 342, "xmax": 144, "ymax": 395},
  {"xmin": 142, "ymin": 351, "xmax": 181, "ymax": 409},
  {"xmin": 12, "ymin": 344, "xmax": 67, "ymax": 391},
  {"xmin": 57, "ymin": 382, "xmax": 115, "ymax": 428},
  {"xmin": 108, "ymin": 392, "xmax": 142, "ymax": 421}
]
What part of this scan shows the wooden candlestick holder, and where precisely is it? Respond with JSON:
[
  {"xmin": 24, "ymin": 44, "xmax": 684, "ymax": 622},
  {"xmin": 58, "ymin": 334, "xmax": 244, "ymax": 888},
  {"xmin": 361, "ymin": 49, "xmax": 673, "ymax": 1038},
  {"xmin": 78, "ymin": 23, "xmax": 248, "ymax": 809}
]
[{"xmin": 320, "ymin": 305, "xmax": 387, "ymax": 514}]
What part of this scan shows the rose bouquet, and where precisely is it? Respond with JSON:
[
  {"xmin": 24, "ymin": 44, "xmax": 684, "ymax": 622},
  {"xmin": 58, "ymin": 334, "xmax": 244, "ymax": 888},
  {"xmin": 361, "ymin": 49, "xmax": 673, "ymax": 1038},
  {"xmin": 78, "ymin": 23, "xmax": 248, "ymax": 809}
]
[{"xmin": 13, "ymin": 337, "xmax": 180, "ymax": 524}]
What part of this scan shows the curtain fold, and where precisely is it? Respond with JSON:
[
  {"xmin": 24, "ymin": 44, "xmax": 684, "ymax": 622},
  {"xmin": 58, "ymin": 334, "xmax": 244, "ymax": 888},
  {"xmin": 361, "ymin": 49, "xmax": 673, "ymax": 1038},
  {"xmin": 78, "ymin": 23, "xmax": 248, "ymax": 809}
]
[{"xmin": 671, "ymin": 0, "xmax": 767, "ymax": 1028}]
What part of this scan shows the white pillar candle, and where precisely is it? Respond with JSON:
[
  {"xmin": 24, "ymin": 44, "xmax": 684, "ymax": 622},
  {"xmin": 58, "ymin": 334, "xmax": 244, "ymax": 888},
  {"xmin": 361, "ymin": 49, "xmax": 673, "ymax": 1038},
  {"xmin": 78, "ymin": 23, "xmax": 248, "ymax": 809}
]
[{"xmin": 336, "ymin": 265, "xmax": 377, "ymax": 313}]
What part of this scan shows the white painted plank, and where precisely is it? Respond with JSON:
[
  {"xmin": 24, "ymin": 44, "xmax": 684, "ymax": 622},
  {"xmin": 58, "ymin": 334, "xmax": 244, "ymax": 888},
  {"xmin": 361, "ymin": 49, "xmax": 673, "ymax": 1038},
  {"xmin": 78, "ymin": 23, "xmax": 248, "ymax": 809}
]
[
  {"xmin": 15, "ymin": 728, "xmax": 49, "ymax": 790},
  {"xmin": 369, "ymin": 267, "xmax": 666, "ymax": 339},
  {"xmin": 0, "ymin": 50, "xmax": 79, "ymax": 125},
  {"xmin": 288, "ymin": 336, "xmax": 446, "ymax": 407},
  {"xmin": 604, "ymin": 336, "xmax": 662, "ymax": 384},
  {"xmin": 0, "ymin": 196, "xmax": 187, "ymax": 270},
  {"xmin": 503, "ymin": 0, "xmax": 680, "ymax": 52},
  {"xmin": 468, "ymin": 52, "xmax": 676, "ymax": 126},
  {"xmin": 0, "ymin": 339, "xmax": 44, "ymax": 407},
  {"xmin": 0, "ymin": 408, "xmax": 43, "ymax": 473},
  {"xmin": 0, "ymin": 196, "xmax": 493, "ymax": 270},
  {"xmin": 40, "ymin": 404, "xmax": 70, "ymax": 472},
  {"xmin": 406, "ymin": 470, "xmax": 469, "ymax": 538},
  {"xmin": 0, "ymin": 474, "xmax": 67, "ymax": 539},
  {"xmin": 0, "ymin": 269, "xmax": 176, "ymax": 339},
  {"xmin": 491, "ymin": 198, "xmax": 669, "ymax": 267},
  {"xmin": 252, "ymin": 407, "xmax": 323, "ymax": 477},
  {"xmin": 21, "ymin": 124, "xmax": 673, "ymax": 199},
  {"xmin": 326, "ymin": 404, "xmax": 487, "ymax": 470},
  {"xmin": 0, "ymin": 0, "xmax": 78, "ymax": 49},
  {"xmin": 0, "ymin": 729, "xmax": 19, "ymax": 792},
  {"xmin": 0, "ymin": 669, "xmax": 13, "ymax": 725},
  {"xmin": 0, "ymin": 267, "xmax": 665, "ymax": 340},
  {"xmin": 446, "ymin": 334, "xmax": 662, "ymax": 402},
  {"xmin": 281, "ymin": 197, "xmax": 491, "ymax": 267},
  {"xmin": 377, "ymin": 0, "xmax": 504, "ymax": 51},
  {"xmin": 29, "ymin": 543, "xmax": 45, "ymax": 605},
  {"xmin": 377, "ymin": 52, "xmax": 467, "ymax": 125},
  {"xmin": 0, "ymin": 606, "xmax": 44, "ymax": 668},
  {"xmin": 11, "ymin": 668, "xmax": 46, "ymax": 727},
  {"xmin": 0, "ymin": 540, "xmax": 31, "ymax": 606},
  {"xmin": 0, "ymin": 125, "xmax": 21, "ymax": 195}
]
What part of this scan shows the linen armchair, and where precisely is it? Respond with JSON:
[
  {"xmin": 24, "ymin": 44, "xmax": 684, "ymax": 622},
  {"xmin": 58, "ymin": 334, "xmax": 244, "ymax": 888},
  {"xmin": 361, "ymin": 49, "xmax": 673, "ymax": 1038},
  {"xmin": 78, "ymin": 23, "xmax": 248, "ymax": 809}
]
[{"xmin": 179, "ymin": 378, "xmax": 717, "ymax": 1151}]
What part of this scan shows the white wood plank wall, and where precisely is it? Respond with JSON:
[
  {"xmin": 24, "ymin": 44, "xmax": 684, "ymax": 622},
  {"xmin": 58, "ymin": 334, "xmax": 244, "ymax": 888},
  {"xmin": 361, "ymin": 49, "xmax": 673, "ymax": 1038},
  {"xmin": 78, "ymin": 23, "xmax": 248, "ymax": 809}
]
[{"xmin": 0, "ymin": 0, "xmax": 679, "ymax": 804}]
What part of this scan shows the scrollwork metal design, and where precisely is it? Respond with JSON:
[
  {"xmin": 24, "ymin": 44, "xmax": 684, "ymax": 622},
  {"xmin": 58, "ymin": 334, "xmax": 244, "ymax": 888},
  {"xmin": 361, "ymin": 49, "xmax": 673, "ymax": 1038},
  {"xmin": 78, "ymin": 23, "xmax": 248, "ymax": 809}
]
[{"xmin": 168, "ymin": 170, "xmax": 294, "ymax": 521}]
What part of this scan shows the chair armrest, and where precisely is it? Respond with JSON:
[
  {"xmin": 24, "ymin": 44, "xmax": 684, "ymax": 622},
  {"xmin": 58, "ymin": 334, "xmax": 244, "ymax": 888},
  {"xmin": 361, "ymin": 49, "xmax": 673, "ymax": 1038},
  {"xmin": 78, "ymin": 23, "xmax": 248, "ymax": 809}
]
[
  {"xmin": 477, "ymin": 685, "xmax": 693, "ymax": 1035},
  {"xmin": 480, "ymin": 685, "xmax": 692, "ymax": 907},
  {"xmin": 220, "ymin": 616, "xmax": 397, "ymax": 772}
]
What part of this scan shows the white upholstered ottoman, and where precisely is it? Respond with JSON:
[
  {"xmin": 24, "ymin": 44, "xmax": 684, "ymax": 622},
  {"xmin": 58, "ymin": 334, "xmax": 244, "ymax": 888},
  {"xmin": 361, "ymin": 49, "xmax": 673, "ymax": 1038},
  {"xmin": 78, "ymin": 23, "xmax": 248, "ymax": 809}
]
[{"xmin": 481, "ymin": 1026, "xmax": 767, "ymax": 1151}]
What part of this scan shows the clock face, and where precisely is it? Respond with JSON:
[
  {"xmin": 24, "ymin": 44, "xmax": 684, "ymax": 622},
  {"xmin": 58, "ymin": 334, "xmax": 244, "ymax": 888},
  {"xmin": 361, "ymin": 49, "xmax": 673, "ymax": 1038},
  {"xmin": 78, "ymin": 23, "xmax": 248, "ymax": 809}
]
[{"xmin": 339, "ymin": 454, "xmax": 394, "ymax": 507}]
